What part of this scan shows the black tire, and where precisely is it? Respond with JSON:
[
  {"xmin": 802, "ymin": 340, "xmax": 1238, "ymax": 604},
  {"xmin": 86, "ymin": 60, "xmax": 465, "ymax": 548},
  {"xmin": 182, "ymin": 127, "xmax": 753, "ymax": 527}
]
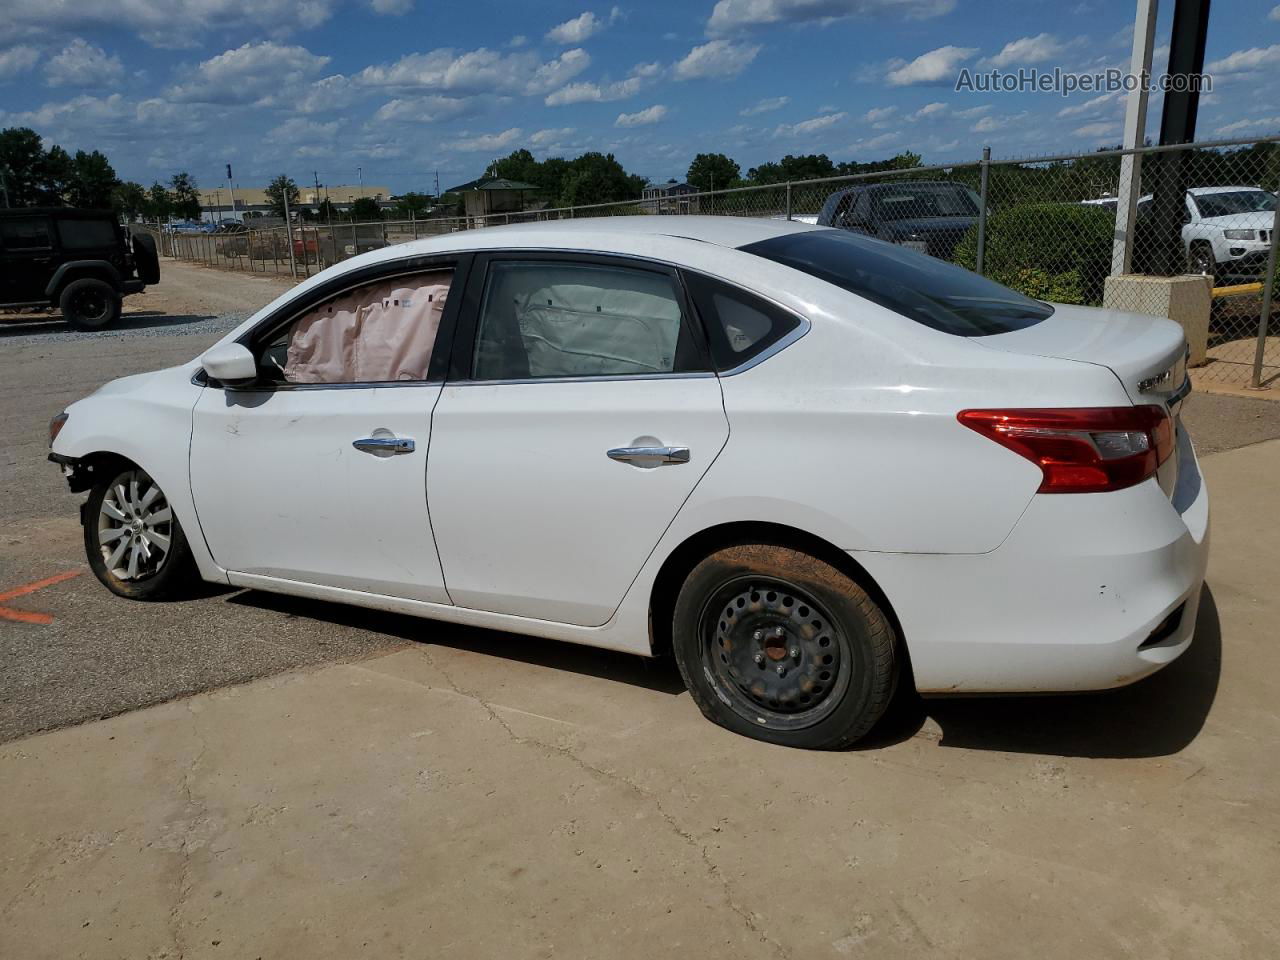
[
  {"xmin": 60, "ymin": 277, "xmax": 122, "ymax": 331},
  {"xmin": 131, "ymin": 230, "xmax": 161, "ymax": 284},
  {"xmin": 1187, "ymin": 242, "xmax": 1217, "ymax": 280},
  {"xmin": 672, "ymin": 544, "xmax": 897, "ymax": 749},
  {"xmin": 84, "ymin": 466, "xmax": 198, "ymax": 600}
]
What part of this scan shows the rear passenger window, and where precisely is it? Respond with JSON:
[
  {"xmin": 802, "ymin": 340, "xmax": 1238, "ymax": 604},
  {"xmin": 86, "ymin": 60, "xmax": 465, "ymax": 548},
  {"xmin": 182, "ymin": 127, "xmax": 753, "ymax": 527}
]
[
  {"xmin": 682, "ymin": 272, "xmax": 802, "ymax": 372},
  {"xmin": 58, "ymin": 219, "xmax": 118, "ymax": 250},
  {"xmin": 472, "ymin": 261, "xmax": 700, "ymax": 380},
  {"xmin": 1, "ymin": 217, "xmax": 52, "ymax": 250}
]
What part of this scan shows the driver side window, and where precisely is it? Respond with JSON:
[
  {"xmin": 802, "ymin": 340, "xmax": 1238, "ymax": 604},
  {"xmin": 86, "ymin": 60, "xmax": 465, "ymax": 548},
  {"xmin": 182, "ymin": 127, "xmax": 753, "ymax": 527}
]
[{"xmin": 258, "ymin": 269, "xmax": 452, "ymax": 385}]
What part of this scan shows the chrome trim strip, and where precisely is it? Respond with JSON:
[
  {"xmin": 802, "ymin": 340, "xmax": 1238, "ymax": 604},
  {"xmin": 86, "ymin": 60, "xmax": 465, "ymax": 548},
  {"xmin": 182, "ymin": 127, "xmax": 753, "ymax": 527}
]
[
  {"xmin": 1168, "ymin": 375, "xmax": 1192, "ymax": 410},
  {"xmin": 445, "ymin": 371, "xmax": 715, "ymax": 386},
  {"xmin": 606, "ymin": 445, "xmax": 690, "ymax": 464}
]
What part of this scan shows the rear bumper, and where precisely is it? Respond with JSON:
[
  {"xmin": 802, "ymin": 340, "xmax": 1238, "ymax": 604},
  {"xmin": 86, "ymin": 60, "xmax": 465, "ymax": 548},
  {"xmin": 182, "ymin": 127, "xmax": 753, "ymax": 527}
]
[{"xmin": 857, "ymin": 429, "xmax": 1210, "ymax": 694}]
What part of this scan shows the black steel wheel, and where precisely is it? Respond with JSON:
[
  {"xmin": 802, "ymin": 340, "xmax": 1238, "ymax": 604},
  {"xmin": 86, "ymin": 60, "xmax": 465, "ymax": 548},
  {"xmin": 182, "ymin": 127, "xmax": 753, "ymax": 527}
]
[
  {"xmin": 672, "ymin": 543, "xmax": 897, "ymax": 749},
  {"xmin": 60, "ymin": 277, "xmax": 121, "ymax": 331}
]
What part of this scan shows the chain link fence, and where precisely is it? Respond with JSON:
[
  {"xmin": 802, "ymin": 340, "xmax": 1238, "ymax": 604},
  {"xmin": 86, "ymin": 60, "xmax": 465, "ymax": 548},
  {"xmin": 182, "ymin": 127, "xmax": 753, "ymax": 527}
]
[{"xmin": 154, "ymin": 134, "xmax": 1279, "ymax": 391}]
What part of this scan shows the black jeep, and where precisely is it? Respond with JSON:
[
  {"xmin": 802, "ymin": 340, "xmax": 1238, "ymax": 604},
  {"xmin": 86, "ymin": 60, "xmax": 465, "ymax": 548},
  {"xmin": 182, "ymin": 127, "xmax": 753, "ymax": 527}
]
[{"xmin": 0, "ymin": 208, "xmax": 159, "ymax": 330}]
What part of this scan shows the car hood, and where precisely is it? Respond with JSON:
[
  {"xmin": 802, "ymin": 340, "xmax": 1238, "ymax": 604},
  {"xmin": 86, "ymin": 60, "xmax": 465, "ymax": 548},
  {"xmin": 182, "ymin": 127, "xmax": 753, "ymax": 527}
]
[
  {"xmin": 1196, "ymin": 212, "xmax": 1276, "ymax": 230},
  {"xmin": 880, "ymin": 215, "xmax": 976, "ymax": 236}
]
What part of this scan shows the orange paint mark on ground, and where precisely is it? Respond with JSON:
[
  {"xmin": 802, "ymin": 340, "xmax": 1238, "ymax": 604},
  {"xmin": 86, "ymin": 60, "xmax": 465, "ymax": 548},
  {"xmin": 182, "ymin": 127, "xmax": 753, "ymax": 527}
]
[{"xmin": 0, "ymin": 570, "xmax": 82, "ymax": 625}]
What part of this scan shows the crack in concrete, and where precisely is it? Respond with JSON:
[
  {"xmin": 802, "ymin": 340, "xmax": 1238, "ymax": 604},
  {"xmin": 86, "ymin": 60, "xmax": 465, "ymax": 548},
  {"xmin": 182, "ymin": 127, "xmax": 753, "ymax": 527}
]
[
  {"xmin": 167, "ymin": 699, "xmax": 210, "ymax": 960},
  {"xmin": 412, "ymin": 651, "xmax": 792, "ymax": 960}
]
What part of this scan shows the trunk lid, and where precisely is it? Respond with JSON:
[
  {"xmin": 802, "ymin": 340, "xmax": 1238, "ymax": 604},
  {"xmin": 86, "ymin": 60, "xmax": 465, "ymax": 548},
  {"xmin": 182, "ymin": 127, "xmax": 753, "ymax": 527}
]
[{"xmin": 975, "ymin": 303, "xmax": 1190, "ymax": 497}]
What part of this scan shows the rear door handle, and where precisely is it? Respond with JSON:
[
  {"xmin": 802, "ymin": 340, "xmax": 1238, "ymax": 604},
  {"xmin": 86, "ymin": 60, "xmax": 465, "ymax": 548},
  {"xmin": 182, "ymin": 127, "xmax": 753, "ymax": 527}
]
[
  {"xmin": 606, "ymin": 445, "xmax": 690, "ymax": 465},
  {"xmin": 353, "ymin": 436, "xmax": 415, "ymax": 454}
]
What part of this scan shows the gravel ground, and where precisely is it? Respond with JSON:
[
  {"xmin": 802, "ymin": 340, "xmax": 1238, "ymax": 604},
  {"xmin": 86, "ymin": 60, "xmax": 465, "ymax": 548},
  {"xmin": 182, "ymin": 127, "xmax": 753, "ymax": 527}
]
[{"xmin": 1, "ymin": 258, "xmax": 1279, "ymax": 741}]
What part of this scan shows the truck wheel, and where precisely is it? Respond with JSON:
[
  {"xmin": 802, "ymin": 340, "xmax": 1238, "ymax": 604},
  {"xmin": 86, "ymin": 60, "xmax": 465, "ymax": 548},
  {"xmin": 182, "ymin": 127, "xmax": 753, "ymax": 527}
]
[{"xmin": 60, "ymin": 278, "xmax": 122, "ymax": 331}]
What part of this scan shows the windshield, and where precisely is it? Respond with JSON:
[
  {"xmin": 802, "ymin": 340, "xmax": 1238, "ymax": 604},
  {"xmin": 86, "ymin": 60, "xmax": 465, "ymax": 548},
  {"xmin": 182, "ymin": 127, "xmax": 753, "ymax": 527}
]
[
  {"xmin": 1193, "ymin": 190, "xmax": 1276, "ymax": 218},
  {"xmin": 870, "ymin": 184, "xmax": 979, "ymax": 220},
  {"xmin": 740, "ymin": 229, "xmax": 1054, "ymax": 337}
]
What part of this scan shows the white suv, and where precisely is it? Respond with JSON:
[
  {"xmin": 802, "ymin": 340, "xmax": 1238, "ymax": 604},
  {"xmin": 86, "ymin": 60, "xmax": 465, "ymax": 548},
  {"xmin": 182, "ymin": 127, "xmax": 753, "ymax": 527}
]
[{"xmin": 1138, "ymin": 186, "xmax": 1276, "ymax": 280}]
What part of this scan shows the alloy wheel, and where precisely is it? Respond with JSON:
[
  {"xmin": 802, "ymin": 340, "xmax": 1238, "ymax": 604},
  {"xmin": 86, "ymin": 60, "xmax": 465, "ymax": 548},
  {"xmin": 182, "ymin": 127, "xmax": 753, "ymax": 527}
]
[{"xmin": 96, "ymin": 471, "xmax": 174, "ymax": 582}]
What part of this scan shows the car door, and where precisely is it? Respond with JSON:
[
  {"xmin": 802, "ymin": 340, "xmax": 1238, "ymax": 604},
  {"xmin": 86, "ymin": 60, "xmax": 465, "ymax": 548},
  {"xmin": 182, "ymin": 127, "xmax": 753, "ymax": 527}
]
[
  {"xmin": 427, "ymin": 252, "xmax": 730, "ymax": 627},
  {"xmin": 189, "ymin": 255, "xmax": 468, "ymax": 603},
  {"xmin": 0, "ymin": 214, "xmax": 56, "ymax": 303}
]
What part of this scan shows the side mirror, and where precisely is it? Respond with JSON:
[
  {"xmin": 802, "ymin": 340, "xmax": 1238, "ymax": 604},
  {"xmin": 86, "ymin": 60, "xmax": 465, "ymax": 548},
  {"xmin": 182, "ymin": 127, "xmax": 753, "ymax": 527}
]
[{"xmin": 201, "ymin": 343, "xmax": 258, "ymax": 388}]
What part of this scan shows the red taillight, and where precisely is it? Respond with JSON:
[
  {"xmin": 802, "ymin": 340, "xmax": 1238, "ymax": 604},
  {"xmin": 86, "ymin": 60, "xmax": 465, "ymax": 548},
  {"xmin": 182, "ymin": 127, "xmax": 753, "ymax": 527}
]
[{"xmin": 957, "ymin": 406, "xmax": 1174, "ymax": 493}]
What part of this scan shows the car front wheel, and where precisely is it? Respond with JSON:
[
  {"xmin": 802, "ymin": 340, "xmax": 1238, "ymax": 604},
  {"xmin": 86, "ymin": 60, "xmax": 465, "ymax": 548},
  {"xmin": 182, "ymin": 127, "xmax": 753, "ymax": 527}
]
[
  {"xmin": 671, "ymin": 544, "xmax": 897, "ymax": 749},
  {"xmin": 85, "ymin": 467, "xmax": 197, "ymax": 600}
]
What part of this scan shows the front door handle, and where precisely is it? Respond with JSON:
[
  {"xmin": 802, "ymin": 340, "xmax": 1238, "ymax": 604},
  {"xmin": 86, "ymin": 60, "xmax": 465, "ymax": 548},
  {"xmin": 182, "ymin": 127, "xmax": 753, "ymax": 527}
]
[
  {"xmin": 353, "ymin": 436, "xmax": 415, "ymax": 455},
  {"xmin": 606, "ymin": 445, "xmax": 690, "ymax": 465}
]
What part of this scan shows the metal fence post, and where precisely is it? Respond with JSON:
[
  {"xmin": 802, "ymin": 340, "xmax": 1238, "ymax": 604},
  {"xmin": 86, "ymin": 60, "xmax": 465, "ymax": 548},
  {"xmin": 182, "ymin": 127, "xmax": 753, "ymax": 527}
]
[
  {"xmin": 785, "ymin": 182, "xmax": 793, "ymax": 221},
  {"xmin": 283, "ymin": 193, "xmax": 298, "ymax": 280},
  {"xmin": 974, "ymin": 145, "xmax": 992, "ymax": 277},
  {"xmin": 1251, "ymin": 209, "xmax": 1280, "ymax": 389}
]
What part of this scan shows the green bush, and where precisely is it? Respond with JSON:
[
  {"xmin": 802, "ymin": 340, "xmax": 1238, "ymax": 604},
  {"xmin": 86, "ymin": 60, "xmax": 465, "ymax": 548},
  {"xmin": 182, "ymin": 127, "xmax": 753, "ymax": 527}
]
[{"xmin": 954, "ymin": 203, "xmax": 1114, "ymax": 306}]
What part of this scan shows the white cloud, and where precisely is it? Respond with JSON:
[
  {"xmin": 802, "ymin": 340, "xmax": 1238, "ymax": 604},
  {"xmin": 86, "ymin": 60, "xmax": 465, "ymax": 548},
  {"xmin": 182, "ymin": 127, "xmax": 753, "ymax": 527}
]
[
  {"xmin": 45, "ymin": 38, "xmax": 123, "ymax": 88},
  {"xmin": 295, "ymin": 74, "xmax": 358, "ymax": 114},
  {"xmin": 0, "ymin": 44, "xmax": 39, "ymax": 81},
  {"xmin": 674, "ymin": 39, "xmax": 761, "ymax": 79},
  {"xmin": 545, "ymin": 61, "xmax": 659, "ymax": 105},
  {"xmin": 615, "ymin": 104, "xmax": 668, "ymax": 126},
  {"xmin": 5, "ymin": 93, "xmax": 209, "ymax": 143},
  {"xmin": 741, "ymin": 95, "xmax": 790, "ymax": 115},
  {"xmin": 1056, "ymin": 91, "xmax": 1120, "ymax": 118},
  {"xmin": 971, "ymin": 113, "xmax": 1014, "ymax": 132},
  {"xmin": 953, "ymin": 103, "xmax": 991, "ymax": 118},
  {"xmin": 508, "ymin": 35, "xmax": 528, "ymax": 48},
  {"xmin": 370, "ymin": 0, "xmax": 413, "ymax": 13},
  {"xmin": 453, "ymin": 127, "xmax": 523, "ymax": 151},
  {"xmin": 1072, "ymin": 120, "xmax": 1119, "ymax": 138},
  {"xmin": 1205, "ymin": 45, "xmax": 1280, "ymax": 75},
  {"xmin": 708, "ymin": 0, "xmax": 955, "ymax": 34},
  {"xmin": 546, "ymin": 9, "xmax": 621, "ymax": 44},
  {"xmin": 910, "ymin": 101, "xmax": 946, "ymax": 119},
  {"xmin": 980, "ymin": 33, "xmax": 1063, "ymax": 68},
  {"xmin": 267, "ymin": 117, "xmax": 339, "ymax": 142},
  {"xmin": 775, "ymin": 111, "xmax": 847, "ymax": 137},
  {"xmin": 1271, "ymin": 5, "xmax": 1280, "ymax": 21},
  {"xmin": 885, "ymin": 45, "xmax": 976, "ymax": 85},
  {"xmin": 357, "ymin": 46, "xmax": 590, "ymax": 96},
  {"xmin": 849, "ymin": 130, "xmax": 899, "ymax": 152},
  {"xmin": 1, "ymin": 0, "xmax": 341, "ymax": 48},
  {"xmin": 373, "ymin": 95, "xmax": 473, "ymax": 123},
  {"xmin": 168, "ymin": 41, "xmax": 330, "ymax": 105},
  {"xmin": 1214, "ymin": 115, "xmax": 1280, "ymax": 136},
  {"xmin": 862, "ymin": 105, "xmax": 896, "ymax": 122},
  {"xmin": 530, "ymin": 126, "xmax": 575, "ymax": 146}
]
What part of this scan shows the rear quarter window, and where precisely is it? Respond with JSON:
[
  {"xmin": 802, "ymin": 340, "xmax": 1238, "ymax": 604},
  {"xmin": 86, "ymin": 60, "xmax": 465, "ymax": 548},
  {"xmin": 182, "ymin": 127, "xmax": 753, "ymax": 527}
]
[
  {"xmin": 58, "ymin": 219, "xmax": 119, "ymax": 250},
  {"xmin": 682, "ymin": 271, "xmax": 802, "ymax": 371},
  {"xmin": 740, "ymin": 229, "xmax": 1053, "ymax": 337},
  {"xmin": 1, "ymin": 217, "xmax": 52, "ymax": 250}
]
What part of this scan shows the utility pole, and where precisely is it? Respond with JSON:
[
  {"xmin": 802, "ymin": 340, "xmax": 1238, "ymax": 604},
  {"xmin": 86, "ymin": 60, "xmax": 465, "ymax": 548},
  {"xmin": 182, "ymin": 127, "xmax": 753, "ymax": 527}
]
[
  {"xmin": 434, "ymin": 171, "xmax": 440, "ymax": 200},
  {"xmin": 0, "ymin": 166, "xmax": 9, "ymax": 208},
  {"xmin": 357, "ymin": 166, "xmax": 364, "ymax": 198},
  {"xmin": 314, "ymin": 170, "xmax": 323, "ymax": 216},
  {"xmin": 1111, "ymin": 0, "xmax": 1158, "ymax": 277},
  {"xmin": 226, "ymin": 164, "xmax": 239, "ymax": 221}
]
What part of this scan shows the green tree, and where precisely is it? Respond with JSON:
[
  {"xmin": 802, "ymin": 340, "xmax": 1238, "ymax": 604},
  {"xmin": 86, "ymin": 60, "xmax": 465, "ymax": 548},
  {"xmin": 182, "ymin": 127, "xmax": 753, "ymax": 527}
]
[
  {"xmin": 559, "ymin": 152, "xmax": 643, "ymax": 207},
  {"xmin": 113, "ymin": 181, "xmax": 147, "ymax": 221},
  {"xmin": 265, "ymin": 174, "xmax": 300, "ymax": 218},
  {"xmin": 144, "ymin": 182, "xmax": 172, "ymax": 221},
  {"xmin": 687, "ymin": 153, "xmax": 741, "ymax": 192},
  {"xmin": 747, "ymin": 154, "xmax": 837, "ymax": 184},
  {"xmin": 316, "ymin": 198, "xmax": 338, "ymax": 221},
  {"xmin": 169, "ymin": 171, "xmax": 201, "ymax": 220},
  {"xmin": 38, "ymin": 145, "xmax": 75, "ymax": 204},
  {"xmin": 393, "ymin": 191, "xmax": 433, "ymax": 218},
  {"xmin": 349, "ymin": 196, "xmax": 382, "ymax": 221},
  {"xmin": 67, "ymin": 150, "xmax": 119, "ymax": 208},
  {"xmin": 0, "ymin": 127, "xmax": 48, "ymax": 207}
]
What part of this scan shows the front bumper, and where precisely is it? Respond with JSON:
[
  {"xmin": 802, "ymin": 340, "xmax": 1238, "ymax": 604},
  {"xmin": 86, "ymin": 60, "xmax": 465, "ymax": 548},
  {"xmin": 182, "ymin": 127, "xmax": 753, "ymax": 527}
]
[{"xmin": 856, "ymin": 429, "xmax": 1209, "ymax": 694}]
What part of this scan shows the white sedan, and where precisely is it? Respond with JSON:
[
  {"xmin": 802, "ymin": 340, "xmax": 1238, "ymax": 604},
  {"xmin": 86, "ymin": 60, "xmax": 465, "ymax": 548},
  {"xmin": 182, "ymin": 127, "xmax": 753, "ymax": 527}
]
[{"xmin": 49, "ymin": 217, "xmax": 1208, "ymax": 749}]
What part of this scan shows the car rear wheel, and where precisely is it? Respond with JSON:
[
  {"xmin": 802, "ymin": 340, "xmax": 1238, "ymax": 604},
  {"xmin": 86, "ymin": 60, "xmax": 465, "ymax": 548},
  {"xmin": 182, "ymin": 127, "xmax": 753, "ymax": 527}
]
[
  {"xmin": 60, "ymin": 278, "xmax": 122, "ymax": 331},
  {"xmin": 1187, "ymin": 241, "xmax": 1217, "ymax": 279},
  {"xmin": 84, "ymin": 467, "xmax": 197, "ymax": 600},
  {"xmin": 671, "ymin": 544, "xmax": 897, "ymax": 749}
]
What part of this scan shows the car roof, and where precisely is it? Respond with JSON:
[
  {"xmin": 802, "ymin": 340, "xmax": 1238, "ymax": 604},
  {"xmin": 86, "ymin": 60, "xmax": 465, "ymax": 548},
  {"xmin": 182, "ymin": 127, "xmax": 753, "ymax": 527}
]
[
  {"xmin": 1187, "ymin": 185, "xmax": 1266, "ymax": 195},
  {"xmin": 0, "ymin": 207, "xmax": 117, "ymax": 218},
  {"xmin": 432, "ymin": 215, "xmax": 822, "ymax": 250}
]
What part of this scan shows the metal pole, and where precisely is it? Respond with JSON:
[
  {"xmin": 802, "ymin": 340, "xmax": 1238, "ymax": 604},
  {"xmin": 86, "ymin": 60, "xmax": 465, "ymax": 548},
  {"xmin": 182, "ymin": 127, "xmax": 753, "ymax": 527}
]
[
  {"xmin": 1250, "ymin": 210, "xmax": 1280, "ymax": 389},
  {"xmin": 975, "ymin": 145, "xmax": 992, "ymax": 276},
  {"xmin": 785, "ymin": 182, "xmax": 793, "ymax": 220},
  {"xmin": 1113, "ymin": 0, "xmax": 1158, "ymax": 276},
  {"xmin": 283, "ymin": 190, "xmax": 298, "ymax": 280}
]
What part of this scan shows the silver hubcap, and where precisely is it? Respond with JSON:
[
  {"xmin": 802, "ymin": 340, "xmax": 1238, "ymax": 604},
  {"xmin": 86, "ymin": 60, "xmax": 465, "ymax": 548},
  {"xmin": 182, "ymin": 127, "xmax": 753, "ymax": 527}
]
[{"xmin": 97, "ymin": 471, "xmax": 173, "ymax": 581}]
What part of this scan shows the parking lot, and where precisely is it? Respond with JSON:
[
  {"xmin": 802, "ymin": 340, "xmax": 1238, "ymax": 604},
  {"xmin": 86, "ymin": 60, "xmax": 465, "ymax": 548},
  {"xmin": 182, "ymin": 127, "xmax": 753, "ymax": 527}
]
[{"xmin": 3, "ymin": 260, "xmax": 1280, "ymax": 958}]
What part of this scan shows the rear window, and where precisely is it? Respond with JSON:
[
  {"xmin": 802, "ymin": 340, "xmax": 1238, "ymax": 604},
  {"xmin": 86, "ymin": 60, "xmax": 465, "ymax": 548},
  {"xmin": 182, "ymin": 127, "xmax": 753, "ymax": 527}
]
[
  {"xmin": 740, "ymin": 229, "xmax": 1053, "ymax": 336},
  {"xmin": 1, "ymin": 216, "xmax": 52, "ymax": 250},
  {"xmin": 58, "ymin": 218, "xmax": 118, "ymax": 250}
]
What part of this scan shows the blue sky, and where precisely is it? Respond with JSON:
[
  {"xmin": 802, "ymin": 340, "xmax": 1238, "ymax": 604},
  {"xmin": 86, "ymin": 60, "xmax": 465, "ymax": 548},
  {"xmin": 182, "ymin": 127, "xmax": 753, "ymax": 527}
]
[{"xmin": 1, "ymin": 0, "xmax": 1278, "ymax": 196}]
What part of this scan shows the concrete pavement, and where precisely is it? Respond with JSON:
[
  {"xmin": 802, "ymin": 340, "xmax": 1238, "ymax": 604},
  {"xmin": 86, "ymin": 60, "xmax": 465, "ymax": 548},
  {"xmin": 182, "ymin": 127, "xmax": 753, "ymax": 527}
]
[{"xmin": 2, "ymin": 438, "xmax": 1278, "ymax": 959}]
